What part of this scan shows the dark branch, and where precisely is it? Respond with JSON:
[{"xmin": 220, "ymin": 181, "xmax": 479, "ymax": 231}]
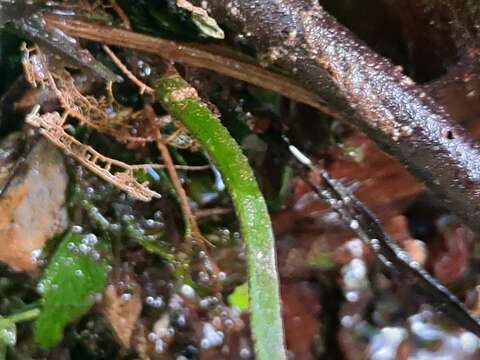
[{"xmin": 203, "ymin": 0, "xmax": 480, "ymax": 234}]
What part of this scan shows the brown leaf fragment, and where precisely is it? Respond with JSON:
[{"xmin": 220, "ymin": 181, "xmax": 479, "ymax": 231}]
[
  {"xmin": 0, "ymin": 137, "xmax": 68, "ymax": 272},
  {"xmin": 282, "ymin": 282, "xmax": 321, "ymax": 360},
  {"xmin": 402, "ymin": 239, "xmax": 427, "ymax": 266},
  {"xmin": 385, "ymin": 216, "xmax": 427, "ymax": 265},
  {"xmin": 101, "ymin": 282, "xmax": 143, "ymax": 348},
  {"xmin": 470, "ymin": 286, "xmax": 480, "ymax": 318},
  {"xmin": 430, "ymin": 219, "xmax": 472, "ymax": 285},
  {"xmin": 273, "ymin": 133, "xmax": 421, "ymax": 236},
  {"xmin": 0, "ymin": 132, "xmax": 24, "ymax": 191}
]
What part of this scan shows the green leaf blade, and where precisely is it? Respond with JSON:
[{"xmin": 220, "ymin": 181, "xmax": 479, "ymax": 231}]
[
  {"xmin": 228, "ymin": 283, "xmax": 249, "ymax": 311},
  {"xmin": 34, "ymin": 231, "xmax": 110, "ymax": 349}
]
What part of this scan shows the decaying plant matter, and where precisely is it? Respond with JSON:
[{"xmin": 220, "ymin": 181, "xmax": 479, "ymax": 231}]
[
  {"xmin": 21, "ymin": 44, "xmax": 161, "ymax": 201},
  {"xmin": 26, "ymin": 107, "xmax": 160, "ymax": 202},
  {"xmin": 2, "ymin": 0, "xmax": 480, "ymax": 359}
]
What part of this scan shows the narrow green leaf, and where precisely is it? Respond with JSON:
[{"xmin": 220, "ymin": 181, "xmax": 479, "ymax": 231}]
[
  {"xmin": 228, "ymin": 283, "xmax": 249, "ymax": 311},
  {"xmin": 34, "ymin": 231, "xmax": 110, "ymax": 348},
  {"xmin": 154, "ymin": 71, "xmax": 286, "ymax": 360}
]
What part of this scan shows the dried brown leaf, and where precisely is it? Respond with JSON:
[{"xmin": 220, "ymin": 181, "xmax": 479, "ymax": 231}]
[
  {"xmin": 101, "ymin": 283, "xmax": 143, "ymax": 348},
  {"xmin": 0, "ymin": 139, "xmax": 68, "ymax": 272}
]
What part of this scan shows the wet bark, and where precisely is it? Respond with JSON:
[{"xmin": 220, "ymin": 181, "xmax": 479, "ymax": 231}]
[{"xmin": 202, "ymin": 0, "xmax": 480, "ymax": 234}]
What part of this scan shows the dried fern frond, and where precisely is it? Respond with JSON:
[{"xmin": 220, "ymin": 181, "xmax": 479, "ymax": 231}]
[
  {"xmin": 26, "ymin": 106, "xmax": 160, "ymax": 202},
  {"xmin": 22, "ymin": 44, "xmax": 154, "ymax": 144},
  {"xmin": 22, "ymin": 43, "xmax": 207, "ymax": 201}
]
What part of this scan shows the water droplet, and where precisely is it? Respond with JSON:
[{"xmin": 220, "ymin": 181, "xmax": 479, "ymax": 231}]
[
  {"xmin": 200, "ymin": 323, "xmax": 224, "ymax": 349},
  {"xmin": 349, "ymin": 220, "xmax": 360, "ymax": 230},
  {"xmin": 240, "ymin": 347, "xmax": 252, "ymax": 359},
  {"xmin": 218, "ymin": 272, "xmax": 227, "ymax": 281},
  {"xmin": 121, "ymin": 293, "xmax": 132, "ymax": 301},
  {"xmin": 180, "ymin": 284, "xmax": 195, "ymax": 299},
  {"xmin": 31, "ymin": 248, "xmax": 43, "ymax": 263},
  {"xmin": 72, "ymin": 225, "xmax": 83, "ymax": 233},
  {"xmin": 75, "ymin": 269, "xmax": 84, "ymax": 277},
  {"xmin": 147, "ymin": 332, "xmax": 157, "ymax": 342}
]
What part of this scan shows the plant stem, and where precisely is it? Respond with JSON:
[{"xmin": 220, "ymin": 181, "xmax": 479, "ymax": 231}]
[
  {"xmin": 154, "ymin": 69, "xmax": 286, "ymax": 360},
  {"xmin": 7, "ymin": 309, "xmax": 40, "ymax": 324}
]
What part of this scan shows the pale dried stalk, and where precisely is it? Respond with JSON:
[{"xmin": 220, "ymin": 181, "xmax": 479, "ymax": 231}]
[
  {"xmin": 194, "ymin": 207, "xmax": 232, "ymax": 219},
  {"xmin": 130, "ymin": 164, "xmax": 211, "ymax": 171},
  {"xmin": 43, "ymin": 15, "xmax": 330, "ymax": 113}
]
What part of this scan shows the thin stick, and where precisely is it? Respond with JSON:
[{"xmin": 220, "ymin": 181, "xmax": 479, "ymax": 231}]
[
  {"xmin": 43, "ymin": 14, "xmax": 330, "ymax": 114},
  {"xmin": 144, "ymin": 104, "xmax": 207, "ymax": 248},
  {"xmin": 102, "ymin": 45, "xmax": 154, "ymax": 95},
  {"xmin": 108, "ymin": 0, "xmax": 131, "ymax": 29},
  {"xmin": 194, "ymin": 207, "xmax": 232, "ymax": 219}
]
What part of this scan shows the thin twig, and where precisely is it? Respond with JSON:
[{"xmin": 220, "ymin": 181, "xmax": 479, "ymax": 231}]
[
  {"xmin": 319, "ymin": 170, "xmax": 480, "ymax": 336},
  {"xmin": 108, "ymin": 0, "xmax": 131, "ymax": 29},
  {"xmin": 43, "ymin": 14, "xmax": 330, "ymax": 114},
  {"xmin": 144, "ymin": 104, "xmax": 207, "ymax": 249},
  {"xmin": 145, "ymin": 104, "xmax": 222, "ymax": 294},
  {"xmin": 129, "ymin": 164, "xmax": 211, "ymax": 171},
  {"xmin": 102, "ymin": 45, "xmax": 154, "ymax": 94},
  {"xmin": 194, "ymin": 207, "xmax": 233, "ymax": 219}
]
